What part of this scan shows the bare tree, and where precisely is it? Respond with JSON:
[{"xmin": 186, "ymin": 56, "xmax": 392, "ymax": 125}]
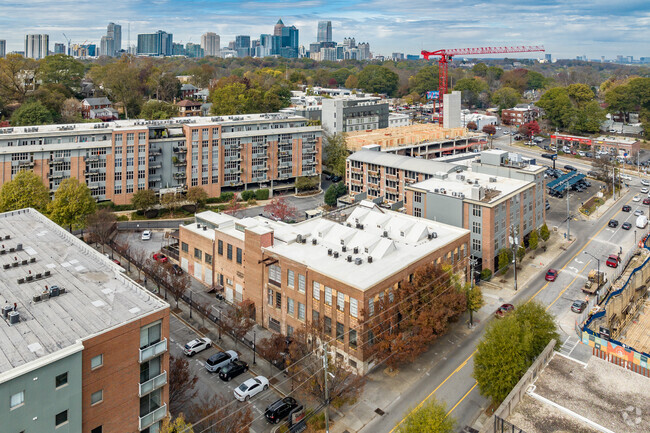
[
  {"xmin": 187, "ymin": 393, "xmax": 253, "ymax": 433},
  {"xmin": 167, "ymin": 264, "xmax": 191, "ymax": 309},
  {"xmin": 221, "ymin": 299, "xmax": 255, "ymax": 348},
  {"xmin": 86, "ymin": 208, "xmax": 117, "ymax": 254},
  {"xmin": 256, "ymin": 333, "xmax": 289, "ymax": 375},
  {"xmin": 112, "ymin": 240, "xmax": 131, "ymax": 272},
  {"xmin": 169, "ymin": 355, "xmax": 198, "ymax": 416},
  {"xmin": 131, "ymin": 248, "xmax": 148, "ymax": 281}
]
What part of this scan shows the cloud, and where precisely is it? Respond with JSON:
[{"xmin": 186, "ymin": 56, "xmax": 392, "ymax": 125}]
[{"xmin": 0, "ymin": 0, "xmax": 647, "ymax": 58}]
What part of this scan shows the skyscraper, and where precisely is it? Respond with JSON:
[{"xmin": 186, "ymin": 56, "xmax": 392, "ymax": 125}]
[
  {"xmin": 54, "ymin": 43, "xmax": 66, "ymax": 54},
  {"xmin": 317, "ymin": 21, "xmax": 332, "ymax": 43},
  {"xmin": 100, "ymin": 36, "xmax": 115, "ymax": 57},
  {"xmin": 107, "ymin": 22, "xmax": 122, "ymax": 55},
  {"xmin": 0, "ymin": 40, "xmax": 7, "ymax": 58},
  {"xmin": 235, "ymin": 35, "xmax": 251, "ymax": 57},
  {"xmin": 24, "ymin": 34, "xmax": 49, "ymax": 59},
  {"xmin": 544, "ymin": 53, "xmax": 552, "ymax": 62},
  {"xmin": 137, "ymin": 30, "xmax": 173, "ymax": 56},
  {"xmin": 274, "ymin": 19, "xmax": 285, "ymax": 36},
  {"xmin": 281, "ymin": 26, "xmax": 299, "ymax": 58},
  {"xmin": 201, "ymin": 32, "xmax": 220, "ymax": 57}
]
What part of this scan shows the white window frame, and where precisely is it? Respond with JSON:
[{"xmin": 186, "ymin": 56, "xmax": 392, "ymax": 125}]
[
  {"xmin": 337, "ymin": 292, "xmax": 345, "ymax": 311},
  {"xmin": 313, "ymin": 281, "xmax": 320, "ymax": 300},
  {"xmin": 350, "ymin": 298, "xmax": 358, "ymax": 318},
  {"xmin": 325, "ymin": 286, "xmax": 332, "ymax": 306},
  {"xmin": 91, "ymin": 354, "xmax": 103, "ymax": 370},
  {"xmin": 91, "ymin": 389, "xmax": 103, "ymax": 406},
  {"xmin": 10, "ymin": 391, "xmax": 24, "ymax": 409}
]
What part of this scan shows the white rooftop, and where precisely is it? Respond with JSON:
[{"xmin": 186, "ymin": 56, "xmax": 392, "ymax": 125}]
[
  {"xmin": 595, "ymin": 135, "xmax": 639, "ymax": 144},
  {"xmin": 0, "ymin": 209, "xmax": 168, "ymax": 378}
]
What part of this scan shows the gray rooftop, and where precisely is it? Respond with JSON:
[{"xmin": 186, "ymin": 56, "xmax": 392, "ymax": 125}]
[
  {"xmin": 0, "ymin": 209, "xmax": 168, "ymax": 380},
  {"xmin": 348, "ymin": 150, "xmax": 464, "ymax": 175},
  {"xmin": 82, "ymin": 97, "xmax": 112, "ymax": 106}
]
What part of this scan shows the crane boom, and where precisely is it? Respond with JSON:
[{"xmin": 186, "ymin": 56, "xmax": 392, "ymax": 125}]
[{"xmin": 420, "ymin": 45, "xmax": 545, "ymax": 121}]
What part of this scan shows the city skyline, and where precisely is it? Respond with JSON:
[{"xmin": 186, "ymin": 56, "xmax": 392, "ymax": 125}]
[{"xmin": 0, "ymin": 0, "xmax": 647, "ymax": 59}]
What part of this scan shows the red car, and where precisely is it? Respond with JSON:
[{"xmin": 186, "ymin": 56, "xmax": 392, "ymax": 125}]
[
  {"xmin": 644, "ymin": 198, "xmax": 650, "ymax": 205},
  {"xmin": 112, "ymin": 259, "xmax": 121, "ymax": 266},
  {"xmin": 545, "ymin": 269, "xmax": 558, "ymax": 281},
  {"xmin": 606, "ymin": 254, "xmax": 619, "ymax": 268},
  {"xmin": 495, "ymin": 303, "xmax": 514, "ymax": 318},
  {"xmin": 153, "ymin": 253, "xmax": 168, "ymax": 263}
]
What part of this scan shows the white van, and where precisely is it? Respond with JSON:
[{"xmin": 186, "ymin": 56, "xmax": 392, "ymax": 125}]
[{"xmin": 636, "ymin": 215, "xmax": 648, "ymax": 229}]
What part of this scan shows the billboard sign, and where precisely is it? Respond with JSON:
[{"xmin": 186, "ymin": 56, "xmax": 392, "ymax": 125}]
[{"xmin": 426, "ymin": 91, "xmax": 439, "ymax": 100}]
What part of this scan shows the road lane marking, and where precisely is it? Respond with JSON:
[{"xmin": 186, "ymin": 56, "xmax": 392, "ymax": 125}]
[
  {"xmin": 545, "ymin": 261, "xmax": 592, "ymax": 311},
  {"xmin": 447, "ymin": 382, "xmax": 478, "ymax": 416}
]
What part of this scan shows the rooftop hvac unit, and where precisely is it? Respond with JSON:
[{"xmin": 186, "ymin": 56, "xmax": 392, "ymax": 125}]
[
  {"xmin": 434, "ymin": 189, "xmax": 439, "ymax": 193},
  {"xmin": 16, "ymin": 244, "xmax": 22, "ymax": 251},
  {"xmin": 342, "ymin": 245, "xmax": 347, "ymax": 252},
  {"xmin": 297, "ymin": 234, "xmax": 303, "ymax": 243},
  {"xmin": 312, "ymin": 238, "xmax": 318, "ymax": 245},
  {"xmin": 356, "ymin": 223, "xmax": 364, "ymax": 230},
  {"xmin": 2, "ymin": 305, "xmax": 12, "ymax": 318},
  {"xmin": 382, "ymin": 230, "xmax": 388, "ymax": 237},
  {"xmin": 355, "ymin": 258, "xmax": 362, "ymax": 265},
  {"xmin": 368, "ymin": 256, "xmax": 373, "ymax": 263},
  {"xmin": 347, "ymin": 255, "xmax": 352, "ymax": 262},
  {"xmin": 353, "ymin": 247, "xmax": 359, "ymax": 254},
  {"xmin": 327, "ymin": 248, "xmax": 332, "ymax": 256},
  {"xmin": 474, "ymin": 179, "xmax": 479, "ymax": 185},
  {"xmin": 4, "ymin": 235, "xmax": 9, "ymax": 240},
  {"xmin": 8, "ymin": 311, "xmax": 19, "ymax": 324},
  {"xmin": 346, "ymin": 222, "xmax": 352, "ymax": 227},
  {"xmin": 333, "ymin": 251, "xmax": 339, "ymax": 258},
  {"xmin": 490, "ymin": 177, "xmax": 497, "ymax": 183},
  {"xmin": 302, "ymin": 238, "xmax": 307, "ymax": 244},
  {"xmin": 2, "ymin": 264, "xmax": 9, "ymax": 269},
  {"xmin": 50, "ymin": 286, "xmax": 60, "ymax": 297},
  {"xmin": 197, "ymin": 223, "xmax": 201, "ymax": 228},
  {"xmin": 203, "ymin": 226, "xmax": 207, "ymax": 231}
]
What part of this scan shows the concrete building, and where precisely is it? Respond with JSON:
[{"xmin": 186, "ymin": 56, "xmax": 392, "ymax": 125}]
[
  {"xmin": 388, "ymin": 112, "xmax": 411, "ymax": 128},
  {"xmin": 461, "ymin": 111, "xmax": 498, "ymax": 130},
  {"xmin": 0, "ymin": 113, "xmax": 322, "ymax": 204},
  {"xmin": 201, "ymin": 32, "xmax": 220, "ymax": 57},
  {"xmin": 321, "ymin": 96, "xmax": 389, "ymax": 134},
  {"xmin": 550, "ymin": 133, "xmax": 640, "ymax": 157},
  {"xmin": 107, "ymin": 22, "xmax": 122, "ymax": 55},
  {"xmin": 99, "ymin": 36, "xmax": 115, "ymax": 57},
  {"xmin": 502, "ymin": 104, "xmax": 540, "ymax": 126},
  {"xmin": 235, "ymin": 35, "xmax": 251, "ymax": 58},
  {"xmin": 317, "ymin": 21, "xmax": 332, "ymax": 43},
  {"xmin": 405, "ymin": 149, "xmax": 546, "ymax": 272},
  {"xmin": 0, "ymin": 40, "xmax": 5, "ymax": 58},
  {"xmin": 0, "ymin": 208, "xmax": 170, "ymax": 433},
  {"xmin": 54, "ymin": 43, "xmax": 66, "ymax": 55},
  {"xmin": 137, "ymin": 31, "xmax": 173, "ymax": 56},
  {"xmin": 178, "ymin": 201, "xmax": 470, "ymax": 373},
  {"xmin": 443, "ymin": 91, "xmax": 461, "ymax": 129},
  {"xmin": 24, "ymin": 34, "xmax": 49, "ymax": 60}
]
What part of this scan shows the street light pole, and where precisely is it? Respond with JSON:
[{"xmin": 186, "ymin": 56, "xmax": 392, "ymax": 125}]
[
  {"xmin": 253, "ymin": 329, "xmax": 257, "ymax": 365},
  {"xmin": 189, "ymin": 291, "xmax": 192, "ymax": 319}
]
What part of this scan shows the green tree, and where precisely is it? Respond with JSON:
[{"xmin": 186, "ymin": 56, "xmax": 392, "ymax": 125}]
[
  {"xmin": 516, "ymin": 245, "xmax": 526, "ymax": 263},
  {"xmin": 131, "ymin": 189, "xmax": 157, "ymax": 211},
  {"xmin": 322, "ymin": 132, "xmax": 348, "ymax": 177},
  {"xmin": 48, "ymin": 178, "xmax": 96, "ymax": 230},
  {"xmin": 37, "ymin": 54, "xmax": 84, "ymax": 93},
  {"xmin": 453, "ymin": 77, "xmax": 488, "ymax": 108},
  {"xmin": 0, "ymin": 54, "xmax": 38, "ymax": 103},
  {"xmin": 497, "ymin": 248, "xmax": 512, "ymax": 275},
  {"xmin": 325, "ymin": 182, "xmax": 347, "ymax": 206},
  {"xmin": 491, "ymin": 87, "xmax": 521, "ymax": 111},
  {"xmin": 357, "ymin": 65, "xmax": 399, "ymax": 96},
  {"xmin": 186, "ymin": 186, "xmax": 208, "ymax": 206},
  {"xmin": 574, "ymin": 100, "xmax": 605, "ymax": 133},
  {"xmin": 539, "ymin": 224, "xmax": 550, "ymax": 241},
  {"xmin": 472, "ymin": 63, "xmax": 488, "ymax": 77},
  {"xmin": 295, "ymin": 176, "xmax": 319, "ymax": 192},
  {"xmin": 466, "ymin": 284, "xmax": 484, "ymax": 327},
  {"xmin": 89, "ymin": 57, "xmax": 142, "ymax": 119},
  {"xmin": 513, "ymin": 302, "xmax": 559, "ymax": 356},
  {"xmin": 345, "ymin": 74, "xmax": 358, "ymax": 89},
  {"xmin": 209, "ymin": 82, "xmax": 258, "ymax": 115},
  {"xmin": 31, "ymin": 83, "xmax": 71, "ymax": 120},
  {"xmin": 0, "ymin": 170, "xmax": 50, "ymax": 212},
  {"xmin": 567, "ymin": 83, "xmax": 595, "ymax": 106},
  {"xmin": 408, "ymin": 65, "xmax": 439, "ymax": 97},
  {"xmin": 11, "ymin": 100, "xmax": 54, "ymax": 126},
  {"xmin": 161, "ymin": 193, "xmax": 181, "ymax": 217},
  {"xmin": 397, "ymin": 398, "xmax": 455, "ymax": 433},
  {"xmin": 537, "ymin": 87, "xmax": 575, "ymax": 130},
  {"xmin": 526, "ymin": 70, "xmax": 547, "ymax": 90},
  {"xmin": 141, "ymin": 100, "xmax": 179, "ymax": 120}
]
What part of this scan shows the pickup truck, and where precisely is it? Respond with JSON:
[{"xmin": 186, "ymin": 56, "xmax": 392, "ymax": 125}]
[{"xmin": 582, "ymin": 270, "xmax": 606, "ymax": 295}]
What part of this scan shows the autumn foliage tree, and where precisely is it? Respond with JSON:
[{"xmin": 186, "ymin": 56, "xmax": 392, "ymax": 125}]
[
  {"xmin": 256, "ymin": 333, "xmax": 289, "ymax": 374},
  {"xmin": 264, "ymin": 196, "xmax": 298, "ymax": 221},
  {"xmin": 482, "ymin": 124, "xmax": 497, "ymax": 136},
  {"xmin": 366, "ymin": 264, "xmax": 467, "ymax": 371},
  {"xmin": 518, "ymin": 120, "xmax": 540, "ymax": 138},
  {"xmin": 221, "ymin": 300, "xmax": 255, "ymax": 347},
  {"xmin": 187, "ymin": 394, "xmax": 253, "ymax": 433},
  {"xmin": 86, "ymin": 208, "xmax": 117, "ymax": 253}
]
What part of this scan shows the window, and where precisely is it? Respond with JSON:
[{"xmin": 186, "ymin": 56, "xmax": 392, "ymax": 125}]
[
  {"xmin": 414, "ymin": 192, "xmax": 422, "ymax": 203},
  {"xmin": 91, "ymin": 389, "xmax": 103, "ymax": 405},
  {"xmin": 218, "ymin": 240, "xmax": 223, "ymax": 255},
  {"xmin": 414, "ymin": 207, "xmax": 422, "ymax": 218},
  {"xmin": 205, "ymin": 253, "xmax": 212, "ymax": 265},
  {"xmin": 368, "ymin": 298, "xmax": 375, "ymax": 316},
  {"xmin": 312, "ymin": 309, "xmax": 320, "ymax": 323},
  {"xmin": 287, "ymin": 298, "xmax": 295, "ymax": 315},
  {"xmin": 181, "ymin": 242, "xmax": 188, "ymax": 253},
  {"xmin": 269, "ymin": 265, "xmax": 281, "ymax": 285},
  {"xmin": 287, "ymin": 270, "xmax": 295, "ymax": 287},
  {"xmin": 236, "ymin": 247, "xmax": 242, "ymax": 264},
  {"xmin": 313, "ymin": 281, "xmax": 321, "ymax": 300},
  {"xmin": 55, "ymin": 410, "xmax": 68, "ymax": 427},
  {"xmin": 337, "ymin": 292, "xmax": 345, "ymax": 311},
  {"xmin": 140, "ymin": 320, "xmax": 161, "ymax": 349},
  {"xmin": 287, "ymin": 324, "xmax": 294, "ymax": 337},
  {"xmin": 91, "ymin": 354, "xmax": 103, "ymax": 370},
  {"xmin": 91, "ymin": 427, "xmax": 103, "ymax": 433},
  {"xmin": 227, "ymin": 244, "xmax": 233, "ymax": 260},
  {"xmin": 298, "ymin": 274, "xmax": 305, "ymax": 293},
  {"xmin": 10, "ymin": 391, "xmax": 24, "ymax": 409},
  {"xmin": 298, "ymin": 302, "xmax": 305, "ymax": 321},
  {"xmin": 472, "ymin": 204, "xmax": 482, "ymax": 217},
  {"xmin": 336, "ymin": 322, "xmax": 345, "ymax": 342},
  {"xmin": 267, "ymin": 289, "xmax": 273, "ymax": 306},
  {"xmin": 472, "ymin": 221, "xmax": 481, "ymax": 234},
  {"xmin": 472, "ymin": 238, "xmax": 481, "ymax": 252},
  {"xmin": 350, "ymin": 329, "xmax": 357, "ymax": 348},
  {"xmin": 324, "ymin": 316, "xmax": 332, "ymax": 334},
  {"xmin": 55, "ymin": 372, "xmax": 68, "ymax": 389},
  {"xmin": 325, "ymin": 286, "xmax": 332, "ymax": 306},
  {"xmin": 275, "ymin": 292, "xmax": 282, "ymax": 309},
  {"xmin": 350, "ymin": 298, "xmax": 358, "ymax": 318},
  {"xmin": 194, "ymin": 248, "xmax": 202, "ymax": 260}
]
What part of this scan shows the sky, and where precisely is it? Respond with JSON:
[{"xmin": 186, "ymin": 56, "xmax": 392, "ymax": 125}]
[{"xmin": 1, "ymin": 0, "xmax": 649, "ymax": 59}]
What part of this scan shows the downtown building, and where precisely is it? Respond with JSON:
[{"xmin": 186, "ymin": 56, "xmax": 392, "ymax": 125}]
[
  {"xmin": 24, "ymin": 34, "xmax": 49, "ymax": 60},
  {"xmin": 0, "ymin": 113, "xmax": 322, "ymax": 205},
  {"xmin": 200, "ymin": 32, "xmax": 220, "ymax": 57},
  {"xmin": 137, "ymin": 31, "xmax": 173, "ymax": 56},
  {"xmin": 0, "ymin": 208, "xmax": 170, "ymax": 433},
  {"xmin": 178, "ymin": 201, "xmax": 470, "ymax": 373}
]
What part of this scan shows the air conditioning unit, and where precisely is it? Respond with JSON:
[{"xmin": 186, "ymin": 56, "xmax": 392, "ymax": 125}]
[
  {"xmin": 368, "ymin": 256, "xmax": 373, "ymax": 263},
  {"xmin": 347, "ymin": 255, "xmax": 352, "ymax": 262},
  {"xmin": 342, "ymin": 245, "xmax": 347, "ymax": 252},
  {"xmin": 327, "ymin": 248, "xmax": 333, "ymax": 256},
  {"xmin": 353, "ymin": 247, "xmax": 359, "ymax": 254},
  {"xmin": 312, "ymin": 238, "xmax": 317, "ymax": 245},
  {"xmin": 333, "ymin": 251, "xmax": 339, "ymax": 258},
  {"xmin": 355, "ymin": 258, "xmax": 362, "ymax": 265}
]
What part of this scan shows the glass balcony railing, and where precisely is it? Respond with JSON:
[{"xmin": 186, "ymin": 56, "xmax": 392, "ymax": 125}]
[
  {"xmin": 139, "ymin": 339, "xmax": 167, "ymax": 363},
  {"xmin": 139, "ymin": 403, "xmax": 167, "ymax": 430},
  {"xmin": 139, "ymin": 371, "xmax": 167, "ymax": 397}
]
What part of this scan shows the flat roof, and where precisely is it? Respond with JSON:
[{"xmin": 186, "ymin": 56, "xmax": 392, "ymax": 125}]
[
  {"xmin": 348, "ymin": 150, "xmax": 464, "ymax": 175},
  {"xmin": 595, "ymin": 135, "xmax": 639, "ymax": 144},
  {"xmin": 344, "ymin": 123, "xmax": 482, "ymax": 151},
  {"xmin": 0, "ymin": 209, "xmax": 168, "ymax": 377},
  {"xmin": 507, "ymin": 353, "xmax": 650, "ymax": 433}
]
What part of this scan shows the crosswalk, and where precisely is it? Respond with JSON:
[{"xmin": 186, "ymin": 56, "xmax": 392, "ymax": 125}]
[{"xmin": 559, "ymin": 335, "xmax": 580, "ymax": 357}]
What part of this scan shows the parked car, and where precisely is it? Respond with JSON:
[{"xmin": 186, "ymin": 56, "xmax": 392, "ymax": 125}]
[
  {"xmin": 219, "ymin": 360, "xmax": 249, "ymax": 381},
  {"xmin": 642, "ymin": 179, "xmax": 650, "ymax": 186},
  {"xmin": 330, "ymin": 175, "xmax": 342, "ymax": 183},
  {"xmin": 265, "ymin": 397, "xmax": 299, "ymax": 424},
  {"xmin": 571, "ymin": 300, "xmax": 588, "ymax": 313},
  {"xmin": 622, "ymin": 205, "xmax": 631, "ymax": 212},
  {"xmin": 234, "ymin": 376, "xmax": 269, "ymax": 401},
  {"xmin": 606, "ymin": 254, "xmax": 620, "ymax": 268},
  {"xmin": 184, "ymin": 338, "xmax": 212, "ymax": 356},
  {"xmin": 495, "ymin": 303, "xmax": 514, "ymax": 318},
  {"xmin": 642, "ymin": 188, "xmax": 649, "ymax": 194},
  {"xmin": 564, "ymin": 165, "xmax": 577, "ymax": 172},
  {"xmin": 112, "ymin": 259, "xmax": 121, "ymax": 266},
  {"xmin": 545, "ymin": 269, "xmax": 559, "ymax": 282},
  {"xmin": 608, "ymin": 219, "xmax": 619, "ymax": 228},
  {"xmin": 152, "ymin": 253, "xmax": 168, "ymax": 263},
  {"xmin": 206, "ymin": 350, "xmax": 239, "ymax": 373},
  {"xmin": 171, "ymin": 264, "xmax": 183, "ymax": 275},
  {"xmin": 585, "ymin": 152, "xmax": 593, "ymax": 158},
  {"xmin": 622, "ymin": 222, "xmax": 632, "ymax": 230},
  {"xmin": 643, "ymin": 199, "xmax": 650, "ymax": 205},
  {"xmin": 636, "ymin": 215, "xmax": 648, "ymax": 229},
  {"xmin": 141, "ymin": 230, "xmax": 152, "ymax": 241}
]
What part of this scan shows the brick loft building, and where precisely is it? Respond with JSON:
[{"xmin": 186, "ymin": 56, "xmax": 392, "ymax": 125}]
[
  {"xmin": 501, "ymin": 104, "xmax": 540, "ymax": 127},
  {"xmin": 0, "ymin": 113, "xmax": 322, "ymax": 205},
  {"xmin": 0, "ymin": 208, "xmax": 170, "ymax": 433},
  {"xmin": 178, "ymin": 201, "xmax": 470, "ymax": 373}
]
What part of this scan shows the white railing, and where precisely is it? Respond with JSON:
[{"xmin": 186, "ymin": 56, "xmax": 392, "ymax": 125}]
[
  {"xmin": 139, "ymin": 339, "xmax": 167, "ymax": 363},
  {"xmin": 139, "ymin": 403, "xmax": 167, "ymax": 430},
  {"xmin": 138, "ymin": 371, "xmax": 167, "ymax": 397}
]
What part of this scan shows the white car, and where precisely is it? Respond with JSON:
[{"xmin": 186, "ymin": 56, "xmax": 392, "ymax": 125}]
[
  {"xmin": 633, "ymin": 195, "xmax": 641, "ymax": 202},
  {"xmin": 642, "ymin": 188, "xmax": 649, "ymax": 194},
  {"xmin": 578, "ymin": 151, "xmax": 586, "ymax": 157},
  {"xmin": 234, "ymin": 376, "xmax": 269, "ymax": 401},
  {"xmin": 183, "ymin": 337, "xmax": 212, "ymax": 356},
  {"xmin": 141, "ymin": 230, "xmax": 152, "ymax": 241},
  {"xmin": 621, "ymin": 174, "xmax": 632, "ymax": 181},
  {"xmin": 642, "ymin": 179, "xmax": 650, "ymax": 186},
  {"xmin": 635, "ymin": 209, "xmax": 644, "ymax": 216}
]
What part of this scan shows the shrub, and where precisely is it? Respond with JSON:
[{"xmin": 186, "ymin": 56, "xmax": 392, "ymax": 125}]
[
  {"xmin": 539, "ymin": 224, "xmax": 550, "ymax": 241},
  {"xmin": 480, "ymin": 268, "xmax": 492, "ymax": 281},
  {"xmin": 255, "ymin": 189, "xmax": 270, "ymax": 200},
  {"xmin": 529, "ymin": 230, "xmax": 539, "ymax": 250},
  {"xmin": 220, "ymin": 192, "xmax": 235, "ymax": 202},
  {"xmin": 241, "ymin": 190, "xmax": 255, "ymax": 201}
]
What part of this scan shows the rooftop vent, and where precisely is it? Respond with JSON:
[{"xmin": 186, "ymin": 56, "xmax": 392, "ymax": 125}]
[
  {"xmin": 8, "ymin": 311, "xmax": 19, "ymax": 324},
  {"xmin": 368, "ymin": 256, "xmax": 373, "ymax": 263},
  {"xmin": 347, "ymin": 255, "xmax": 352, "ymax": 262},
  {"xmin": 355, "ymin": 258, "xmax": 362, "ymax": 265},
  {"xmin": 197, "ymin": 223, "xmax": 201, "ymax": 228},
  {"xmin": 50, "ymin": 285, "xmax": 60, "ymax": 297},
  {"xmin": 333, "ymin": 251, "xmax": 339, "ymax": 258},
  {"xmin": 342, "ymin": 245, "xmax": 347, "ymax": 252},
  {"xmin": 382, "ymin": 230, "xmax": 388, "ymax": 237},
  {"xmin": 2, "ymin": 305, "xmax": 13, "ymax": 318},
  {"xmin": 428, "ymin": 232, "xmax": 438, "ymax": 239},
  {"xmin": 356, "ymin": 223, "xmax": 364, "ymax": 230},
  {"xmin": 16, "ymin": 244, "xmax": 22, "ymax": 251},
  {"xmin": 297, "ymin": 234, "xmax": 303, "ymax": 243},
  {"xmin": 489, "ymin": 177, "xmax": 497, "ymax": 183},
  {"xmin": 312, "ymin": 238, "xmax": 317, "ymax": 245},
  {"xmin": 353, "ymin": 247, "xmax": 359, "ymax": 254},
  {"xmin": 203, "ymin": 226, "xmax": 207, "ymax": 231}
]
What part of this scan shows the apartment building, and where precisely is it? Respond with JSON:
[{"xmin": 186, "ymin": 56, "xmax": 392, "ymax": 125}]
[
  {"xmin": 501, "ymin": 104, "xmax": 540, "ymax": 126},
  {"xmin": 0, "ymin": 113, "xmax": 322, "ymax": 205},
  {"xmin": 405, "ymin": 150, "xmax": 546, "ymax": 273},
  {"xmin": 0, "ymin": 208, "xmax": 170, "ymax": 433},
  {"xmin": 321, "ymin": 96, "xmax": 389, "ymax": 134},
  {"xmin": 179, "ymin": 201, "xmax": 470, "ymax": 373}
]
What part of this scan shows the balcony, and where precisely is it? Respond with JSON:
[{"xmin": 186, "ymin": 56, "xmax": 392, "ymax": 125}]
[
  {"xmin": 85, "ymin": 156, "xmax": 100, "ymax": 163},
  {"xmin": 173, "ymin": 146, "xmax": 187, "ymax": 153},
  {"xmin": 139, "ymin": 404, "xmax": 167, "ymax": 431},
  {"xmin": 50, "ymin": 173, "xmax": 64, "ymax": 179},
  {"xmin": 173, "ymin": 159, "xmax": 187, "ymax": 166},
  {"xmin": 351, "ymin": 166, "xmax": 363, "ymax": 174},
  {"xmin": 139, "ymin": 371, "xmax": 167, "ymax": 397},
  {"xmin": 18, "ymin": 161, "xmax": 34, "ymax": 168},
  {"xmin": 385, "ymin": 173, "xmax": 398, "ymax": 181},
  {"xmin": 85, "ymin": 168, "xmax": 100, "ymax": 175},
  {"xmin": 350, "ymin": 178, "xmax": 363, "ymax": 185},
  {"xmin": 139, "ymin": 339, "xmax": 167, "ymax": 363},
  {"xmin": 279, "ymin": 161, "xmax": 292, "ymax": 168},
  {"xmin": 252, "ymin": 153, "xmax": 269, "ymax": 159},
  {"xmin": 149, "ymin": 150, "xmax": 162, "ymax": 156},
  {"xmin": 173, "ymin": 173, "xmax": 186, "ymax": 179},
  {"xmin": 149, "ymin": 163, "xmax": 162, "ymax": 169},
  {"xmin": 368, "ymin": 169, "xmax": 379, "ymax": 176},
  {"xmin": 386, "ymin": 185, "xmax": 399, "ymax": 193}
]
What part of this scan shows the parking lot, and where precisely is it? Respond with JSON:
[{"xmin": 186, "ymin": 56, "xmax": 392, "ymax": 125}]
[
  {"xmin": 169, "ymin": 315, "xmax": 284, "ymax": 433},
  {"xmin": 544, "ymin": 168, "xmax": 606, "ymax": 227}
]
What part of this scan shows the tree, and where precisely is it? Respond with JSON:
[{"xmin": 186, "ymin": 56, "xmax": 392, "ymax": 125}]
[
  {"xmin": 324, "ymin": 182, "xmax": 347, "ymax": 206},
  {"xmin": 31, "ymin": 83, "xmax": 71, "ymax": 120},
  {"xmin": 472, "ymin": 63, "xmax": 488, "ymax": 77},
  {"xmin": 453, "ymin": 77, "xmax": 488, "ymax": 108},
  {"xmin": 186, "ymin": 186, "xmax": 208, "ymax": 207},
  {"xmin": 161, "ymin": 414, "xmax": 194, "ymax": 433},
  {"xmin": 224, "ymin": 195, "xmax": 242, "ymax": 216},
  {"xmin": 221, "ymin": 300, "xmax": 255, "ymax": 348},
  {"xmin": 466, "ymin": 284, "xmax": 484, "ymax": 327},
  {"xmin": 0, "ymin": 170, "xmax": 50, "ymax": 212},
  {"xmin": 345, "ymin": 74, "xmax": 358, "ymax": 89},
  {"xmin": 497, "ymin": 248, "xmax": 512, "ymax": 275},
  {"xmin": 38, "ymin": 54, "xmax": 84, "ymax": 93},
  {"xmin": 539, "ymin": 224, "xmax": 550, "ymax": 242},
  {"xmin": 501, "ymin": 69, "xmax": 529, "ymax": 93},
  {"xmin": 0, "ymin": 54, "xmax": 38, "ymax": 103},
  {"xmin": 89, "ymin": 57, "xmax": 142, "ymax": 119},
  {"xmin": 357, "ymin": 65, "xmax": 399, "ymax": 95},
  {"xmin": 491, "ymin": 87, "xmax": 520, "ymax": 111},
  {"xmin": 466, "ymin": 121, "xmax": 477, "ymax": 131},
  {"xmin": 186, "ymin": 393, "xmax": 253, "ymax": 433},
  {"xmin": 528, "ymin": 230, "xmax": 539, "ymax": 250},
  {"xmin": 322, "ymin": 132, "xmax": 348, "ymax": 176},
  {"xmin": 295, "ymin": 176, "xmax": 319, "ymax": 192},
  {"xmin": 161, "ymin": 192, "xmax": 181, "ymax": 217},
  {"xmin": 397, "ymin": 398, "xmax": 456, "ymax": 433},
  {"xmin": 526, "ymin": 71, "xmax": 547, "ymax": 90},
  {"xmin": 86, "ymin": 209, "xmax": 117, "ymax": 253},
  {"xmin": 256, "ymin": 333, "xmax": 289, "ymax": 374},
  {"xmin": 482, "ymin": 125, "xmax": 496, "ymax": 136},
  {"xmin": 408, "ymin": 65, "xmax": 438, "ymax": 97},
  {"xmin": 48, "ymin": 177, "xmax": 96, "ymax": 231},
  {"xmin": 167, "ymin": 264, "xmax": 191, "ymax": 309},
  {"xmin": 11, "ymin": 100, "xmax": 54, "ymax": 126},
  {"xmin": 60, "ymin": 97, "xmax": 82, "ymax": 123},
  {"xmin": 536, "ymin": 87, "xmax": 576, "ymax": 130},
  {"xmin": 131, "ymin": 189, "xmax": 158, "ymax": 212},
  {"xmin": 518, "ymin": 121, "xmax": 540, "ymax": 139},
  {"xmin": 516, "ymin": 245, "xmax": 526, "ymax": 263},
  {"xmin": 169, "ymin": 355, "xmax": 198, "ymax": 416},
  {"xmin": 473, "ymin": 301, "xmax": 558, "ymax": 405},
  {"xmin": 141, "ymin": 100, "xmax": 179, "ymax": 120},
  {"xmin": 264, "ymin": 196, "xmax": 298, "ymax": 221}
]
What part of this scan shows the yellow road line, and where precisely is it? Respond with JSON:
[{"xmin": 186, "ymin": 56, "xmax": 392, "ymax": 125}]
[
  {"xmin": 545, "ymin": 261, "xmax": 592, "ymax": 311},
  {"xmin": 447, "ymin": 382, "xmax": 478, "ymax": 416}
]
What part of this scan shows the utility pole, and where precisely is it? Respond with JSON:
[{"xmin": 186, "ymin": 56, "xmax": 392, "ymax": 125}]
[
  {"xmin": 468, "ymin": 257, "xmax": 477, "ymax": 326},
  {"xmin": 566, "ymin": 179, "xmax": 571, "ymax": 241},
  {"xmin": 323, "ymin": 342, "xmax": 330, "ymax": 433},
  {"xmin": 510, "ymin": 226, "xmax": 518, "ymax": 291}
]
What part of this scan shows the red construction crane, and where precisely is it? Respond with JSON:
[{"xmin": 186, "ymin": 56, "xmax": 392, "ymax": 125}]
[{"xmin": 421, "ymin": 45, "xmax": 545, "ymax": 120}]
